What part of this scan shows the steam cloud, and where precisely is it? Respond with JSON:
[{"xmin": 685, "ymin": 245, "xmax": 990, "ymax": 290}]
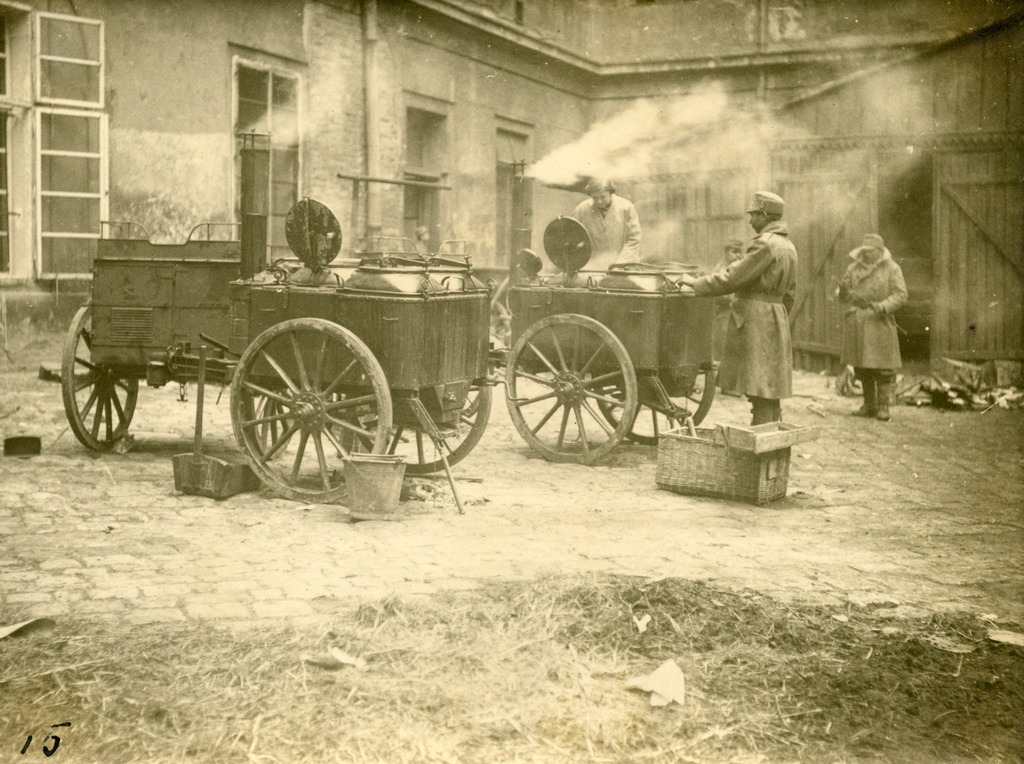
[{"xmin": 528, "ymin": 82, "xmax": 794, "ymax": 187}]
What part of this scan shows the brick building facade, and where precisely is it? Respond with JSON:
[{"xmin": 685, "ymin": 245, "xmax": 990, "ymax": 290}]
[{"xmin": 1, "ymin": 0, "xmax": 1019, "ymax": 363}]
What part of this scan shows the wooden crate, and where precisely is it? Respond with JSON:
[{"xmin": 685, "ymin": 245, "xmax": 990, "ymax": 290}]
[{"xmin": 656, "ymin": 423, "xmax": 818, "ymax": 505}]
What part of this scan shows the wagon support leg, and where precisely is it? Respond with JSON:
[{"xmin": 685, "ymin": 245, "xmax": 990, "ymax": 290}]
[
  {"xmin": 645, "ymin": 375, "xmax": 689, "ymax": 427},
  {"xmin": 403, "ymin": 397, "xmax": 465, "ymax": 515},
  {"xmin": 598, "ymin": 364, "xmax": 718, "ymax": 446}
]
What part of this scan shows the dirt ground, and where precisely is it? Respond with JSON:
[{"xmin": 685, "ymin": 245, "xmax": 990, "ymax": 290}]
[
  {"xmin": 2, "ymin": 328, "xmax": 1021, "ymax": 621},
  {"xmin": 1, "ymin": 327, "xmax": 1023, "ymax": 762}
]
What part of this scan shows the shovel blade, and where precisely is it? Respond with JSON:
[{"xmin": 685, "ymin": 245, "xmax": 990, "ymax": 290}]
[{"xmin": 172, "ymin": 453, "xmax": 261, "ymax": 499}]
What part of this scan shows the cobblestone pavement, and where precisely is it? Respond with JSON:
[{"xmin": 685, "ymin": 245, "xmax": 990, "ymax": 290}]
[{"xmin": 2, "ymin": 363, "xmax": 1023, "ymax": 629}]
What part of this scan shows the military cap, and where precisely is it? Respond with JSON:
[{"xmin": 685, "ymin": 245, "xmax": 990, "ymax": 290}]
[
  {"xmin": 746, "ymin": 191, "xmax": 785, "ymax": 216},
  {"xmin": 862, "ymin": 233, "xmax": 884, "ymax": 250}
]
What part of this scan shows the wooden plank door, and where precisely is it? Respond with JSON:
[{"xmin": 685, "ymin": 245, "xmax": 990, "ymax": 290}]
[
  {"xmin": 933, "ymin": 149, "xmax": 1024, "ymax": 361},
  {"xmin": 632, "ymin": 169, "xmax": 755, "ymax": 270},
  {"xmin": 773, "ymin": 147, "xmax": 877, "ymax": 370}
]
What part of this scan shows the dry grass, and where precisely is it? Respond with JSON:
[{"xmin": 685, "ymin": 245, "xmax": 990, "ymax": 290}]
[{"xmin": 1, "ymin": 575, "xmax": 1021, "ymax": 763}]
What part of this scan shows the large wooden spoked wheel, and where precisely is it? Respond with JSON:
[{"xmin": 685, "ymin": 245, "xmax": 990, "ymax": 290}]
[
  {"xmin": 230, "ymin": 318, "xmax": 392, "ymax": 502},
  {"xmin": 598, "ymin": 365, "xmax": 718, "ymax": 446},
  {"xmin": 505, "ymin": 314, "xmax": 638, "ymax": 464},
  {"xmin": 61, "ymin": 304, "xmax": 139, "ymax": 451},
  {"xmin": 388, "ymin": 384, "xmax": 492, "ymax": 475}
]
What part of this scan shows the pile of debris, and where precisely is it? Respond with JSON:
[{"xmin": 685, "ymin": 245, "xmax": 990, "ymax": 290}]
[{"xmin": 898, "ymin": 358, "xmax": 1024, "ymax": 412}]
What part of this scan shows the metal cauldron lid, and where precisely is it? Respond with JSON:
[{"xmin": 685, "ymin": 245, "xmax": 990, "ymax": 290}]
[
  {"xmin": 543, "ymin": 217, "xmax": 591, "ymax": 274},
  {"xmin": 285, "ymin": 198, "xmax": 342, "ymax": 270}
]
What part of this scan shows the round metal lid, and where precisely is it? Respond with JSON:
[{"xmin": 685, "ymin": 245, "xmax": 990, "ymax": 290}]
[
  {"xmin": 285, "ymin": 198, "xmax": 342, "ymax": 270},
  {"xmin": 543, "ymin": 216, "xmax": 591, "ymax": 273}
]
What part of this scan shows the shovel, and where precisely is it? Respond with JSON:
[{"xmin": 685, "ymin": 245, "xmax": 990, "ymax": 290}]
[{"xmin": 172, "ymin": 345, "xmax": 260, "ymax": 499}]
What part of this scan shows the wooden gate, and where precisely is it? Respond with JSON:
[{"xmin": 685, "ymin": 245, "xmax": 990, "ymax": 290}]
[
  {"xmin": 934, "ymin": 149, "xmax": 1024, "ymax": 361},
  {"xmin": 773, "ymin": 146, "xmax": 876, "ymax": 371}
]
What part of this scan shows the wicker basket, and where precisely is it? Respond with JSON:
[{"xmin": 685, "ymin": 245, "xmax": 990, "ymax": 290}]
[{"xmin": 656, "ymin": 423, "xmax": 816, "ymax": 505}]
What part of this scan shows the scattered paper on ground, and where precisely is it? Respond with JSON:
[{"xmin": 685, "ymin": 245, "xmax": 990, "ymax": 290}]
[
  {"xmin": 626, "ymin": 658, "xmax": 687, "ymax": 707},
  {"xmin": 987, "ymin": 629, "xmax": 1024, "ymax": 647},
  {"xmin": 0, "ymin": 618, "xmax": 56, "ymax": 640},
  {"xmin": 920, "ymin": 633, "xmax": 977, "ymax": 654},
  {"xmin": 300, "ymin": 646, "xmax": 368, "ymax": 670}
]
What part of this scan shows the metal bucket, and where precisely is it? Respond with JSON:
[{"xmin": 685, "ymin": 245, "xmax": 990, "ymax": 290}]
[{"xmin": 344, "ymin": 454, "xmax": 406, "ymax": 520}]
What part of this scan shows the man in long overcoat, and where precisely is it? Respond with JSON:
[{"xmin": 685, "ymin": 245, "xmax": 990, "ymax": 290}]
[
  {"xmin": 711, "ymin": 238, "xmax": 744, "ymax": 363},
  {"xmin": 837, "ymin": 233, "xmax": 908, "ymax": 421},
  {"xmin": 679, "ymin": 191, "xmax": 797, "ymax": 425}
]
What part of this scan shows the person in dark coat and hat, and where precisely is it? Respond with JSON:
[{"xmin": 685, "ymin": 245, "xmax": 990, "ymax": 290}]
[
  {"xmin": 836, "ymin": 233, "xmax": 908, "ymax": 421},
  {"xmin": 679, "ymin": 191, "xmax": 797, "ymax": 425}
]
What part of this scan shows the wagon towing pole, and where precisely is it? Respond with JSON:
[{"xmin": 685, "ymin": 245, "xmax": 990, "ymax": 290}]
[{"xmin": 406, "ymin": 398, "xmax": 464, "ymax": 514}]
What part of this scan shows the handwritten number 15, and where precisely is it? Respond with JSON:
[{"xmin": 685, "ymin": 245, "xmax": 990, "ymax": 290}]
[{"xmin": 21, "ymin": 723, "xmax": 71, "ymax": 757}]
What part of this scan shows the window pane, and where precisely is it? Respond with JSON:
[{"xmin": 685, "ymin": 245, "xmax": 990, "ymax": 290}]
[
  {"xmin": 271, "ymin": 180, "xmax": 296, "ymax": 216},
  {"xmin": 40, "ymin": 18, "xmax": 100, "ymax": 60},
  {"xmin": 41, "ymin": 60, "xmax": 100, "ymax": 103},
  {"xmin": 269, "ymin": 214, "xmax": 289, "ymax": 249},
  {"xmin": 42, "ymin": 237, "xmax": 97, "ymax": 274},
  {"xmin": 41, "ymin": 113, "xmax": 100, "ymax": 153},
  {"xmin": 237, "ymin": 101, "xmax": 268, "ymax": 135},
  {"xmin": 272, "ymin": 147, "xmax": 298, "ymax": 181},
  {"xmin": 0, "ymin": 58, "xmax": 6, "ymax": 99},
  {"xmin": 42, "ymin": 196, "xmax": 99, "ymax": 234},
  {"xmin": 0, "ymin": 111, "xmax": 6, "ymax": 270},
  {"xmin": 406, "ymin": 108, "xmax": 446, "ymax": 169},
  {"xmin": 271, "ymin": 147, "xmax": 298, "ymax": 217},
  {"xmin": 239, "ymin": 68, "xmax": 268, "ymax": 102},
  {"xmin": 271, "ymin": 75, "xmax": 296, "ymax": 110},
  {"xmin": 237, "ymin": 66, "xmax": 299, "ymax": 262},
  {"xmin": 0, "ymin": 192, "xmax": 7, "ymax": 271},
  {"xmin": 271, "ymin": 106, "xmax": 298, "ymax": 146},
  {"xmin": 42, "ymin": 155, "xmax": 100, "ymax": 193},
  {"xmin": 237, "ymin": 68, "xmax": 269, "ymax": 134}
]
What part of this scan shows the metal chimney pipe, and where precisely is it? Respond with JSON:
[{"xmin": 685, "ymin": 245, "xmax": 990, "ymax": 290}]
[{"xmin": 239, "ymin": 133, "xmax": 270, "ymax": 279}]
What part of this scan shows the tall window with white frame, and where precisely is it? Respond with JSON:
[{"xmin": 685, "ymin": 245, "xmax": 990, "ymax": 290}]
[
  {"xmin": 235, "ymin": 63, "xmax": 300, "ymax": 262},
  {"xmin": 0, "ymin": 112, "xmax": 8, "ymax": 274},
  {"xmin": 35, "ymin": 12, "xmax": 104, "ymax": 276},
  {"xmin": 404, "ymin": 107, "xmax": 447, "ymax": 247},
  {"xmin": 0, "ymin": 13, "xmax": 8, "ymax": 273}
]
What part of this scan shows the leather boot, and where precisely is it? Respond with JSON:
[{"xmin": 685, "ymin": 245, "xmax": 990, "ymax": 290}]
[
  {"xmin": 875, "ymin": 373, "xmax": 895, "ymax": 421},
  {"xmin": 750, "ymin": 397, "xmax": 781, "ymax": 425},
  {"xmin": 853, "ymin": 369, "xmax": 877, "ymax": 417}
]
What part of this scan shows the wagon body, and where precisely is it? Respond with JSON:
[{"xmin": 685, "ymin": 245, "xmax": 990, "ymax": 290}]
[
  {"xmin": 230, "ymin": 277, "xmax": 489, "ymax": 395},
  {"xmin": 228, "ymin": 260, "xmax": 489, "ymax": 426},
  {"xmin": 508, "ymin": 277, "xmax": 713, "ymax": 395},
  {"xmin": 224, "ymin": 249, "xmax": 494, "ymax": 501},
  {"xmin": 502, "ymin": 246, "xmax": 719, "ymax": 464},
  {"xmin": 89, "ymin": 237, "xmax": 241, "ymax": 375}
]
